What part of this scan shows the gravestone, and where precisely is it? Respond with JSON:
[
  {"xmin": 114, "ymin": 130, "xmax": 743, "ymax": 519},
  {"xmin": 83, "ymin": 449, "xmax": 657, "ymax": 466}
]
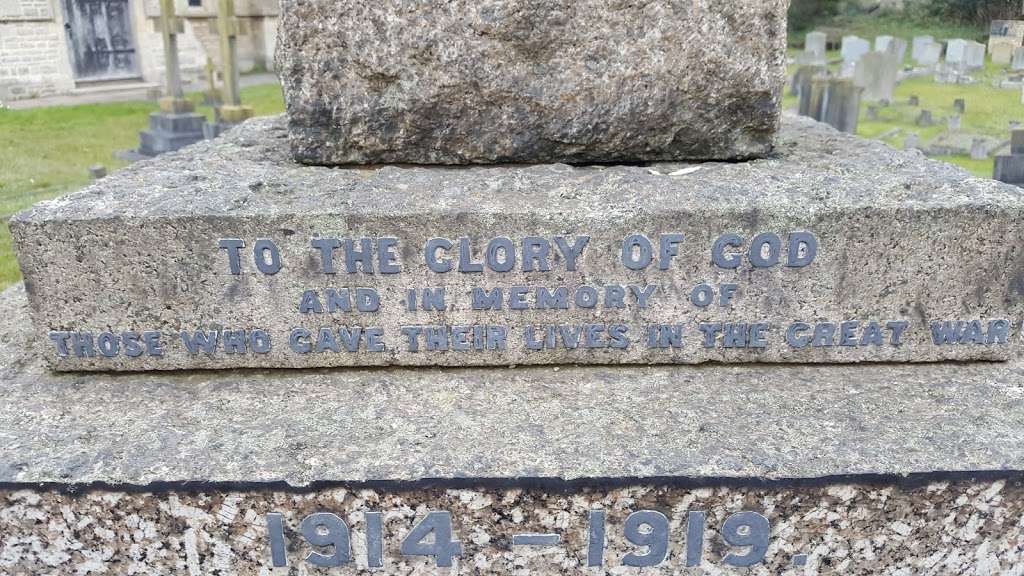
[
  {"xmin": 841, "ymin": 35, "xmax": 871, "ymax": 63},
  {"xmin": 201, "ymin": 57, "xmax": 221, "ymax": 106},
  {"xmin": 909, "ymin": 94, "xmax": 920, "ymax": 106},
  {"xmin": 954, "ymin": 98, "xmax": 966, "ymax": 114},
  {"xmin": 911, "ymin": 35, "xmax": 934, "ymax": 61},
  {"xmin": 790, "ymin": 64, "xmax": 825, "ymax": 100},
  {"xmin": 935, "ymin": 63, "xmax": 970, "ymax": 85},
  {"xmin": 8, "ymin": 1, "xmax": 1024, "ymax": 572},
  {"xmin": 946, "ymin": 39, "xmax": 986, "ymax": 69},
  {"xmin": 946, "ymin": 39, "xmax": 969, "ymax": 64},
  {"xmin": 1014, "ymin": 47, "xmax": 1024, "ymax": 70},
  {"xmin": 876, "ymin": 36, "xmax": 908, "ymax": 62},
  {"xmin": 971, "ymin": 138, "xmax": 990, "ymax": 160},
  {"xmin": 916, "ymin": 109, "xmax": 934, "ymax": 126},
  {"xmin": 136, "ymin": 0, "xmax": 205, "ymax": 156},
  {"xmin": 965, "ymin": 41, "xmax": 988, "ymax": 69},
  {"xmin": 994, "ymin": 129, "xmax": 1024, "ymax": 185},
  {"xmin": 805, "ymin": 78, "xmax": 862, "ymax": 134},
  {"xmin": 204, "ymin": 0, "xmax": 255, "ymax": 139},
  {"xmin": 854, "ymin": 51, "xmax": 900, "ymax": 102},
  {"xmin": 989, "ymin": 20, "xmax": 1024, "ymax": 64},
  {"xmin": 802, "ymin": 31, "xmax": 828, "ymax": 65},
  {"xmin": 916, "ymin": 40, "xmax": 943, "ymax": 66},
  {"xmin": 794, "ymin": 66, "xmax": 826, "ymax": 115},
  {"xmin": 948, "ymin": 114, "xmax": 962, "ymax": 131},
  {"xmin": 992, "ymin": 40, "xmax": 1016, "ymax": 65},
  {"xmin": 215, "ymin": 0, "xmax": 253, "ymax": 125}
]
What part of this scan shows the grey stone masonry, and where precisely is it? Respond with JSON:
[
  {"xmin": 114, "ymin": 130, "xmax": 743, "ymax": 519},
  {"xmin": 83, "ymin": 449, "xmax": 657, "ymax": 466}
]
[
  {"xmin": 10, "ymin": 115, "xmax": 1024, "ymax": 371},
  {"xmin": 2, "ymin": 282, "xmax": 1024, "ymax": 485},
  {"xmin": 9, "ymin": 113, "xmax": 1024, "ymax": 368},
  {"xmin": 5, "ymin": 266, "xmax": 1024, "ymax": 574},
  {"xmin": 275, "ymin": 0, "xmax": 788, "ymax": 165}
]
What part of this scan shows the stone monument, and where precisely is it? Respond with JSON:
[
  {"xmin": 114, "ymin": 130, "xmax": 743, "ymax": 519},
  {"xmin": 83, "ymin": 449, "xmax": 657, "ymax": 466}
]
[
  {"xmin": 854, "ymin": 51, "xmax": 900, "ymax": 102},
  {"xmin": 995, "ymin": 129, "xmax": 1024, "ymax": 185},
  {"xmin": 6, "ymin": 1, "xmax": 1024, "ymax": 572},
  {"xmin": 1014, "ymin": 46, "xmax": 1024, "ymax": 70},
  {"xmin": 201, "ymin": 57, "xmax": 221, "ymax": 106},
  {"xmin": 911, "ymin": 35, "xmax": 934, "ymax": 61},
  {"xmin": 802, "ymin": 31, "xmax": 828, "ymax": 65},
  {"xmin": 971, "ymin": 137, "xmax": 990, "ymax": 160},
  {"xmin": 989, "ymin": 19, "xmax": 1024, "ymax": 64},
  {"xmin": 841, "ymin": 35, "xmax": 871, "ymax": 64},
  {"xmin": 915, "ymin": 40, "xmax": 943, "ymax": 66},
  {"xmin": 942, "ymin": 39, "xmax": 983, "ymax": 69},
  {"xmin": 946, "ymin": 39, "xmax": 986, "ymax": 70},
  {"xmin": 204, "ymin": 0, "xmax": 255, "ymax": 139},
  {"xmin": 136, "ymin": 0, "xmax": 205, "ymax": 156},
  {"xmin": 875, "ymin": 35, "xmax": 908, "ymax": 62},
  {"xmin": 992, "ymin": 40, "xmax": 1016, "ymax": 65}
]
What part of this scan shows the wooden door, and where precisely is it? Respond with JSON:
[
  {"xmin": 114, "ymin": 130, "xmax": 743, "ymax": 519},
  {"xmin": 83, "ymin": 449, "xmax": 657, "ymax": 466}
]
[{"xmin": 62, "ymin": 0, "xmax": 140, "ymax": 81}]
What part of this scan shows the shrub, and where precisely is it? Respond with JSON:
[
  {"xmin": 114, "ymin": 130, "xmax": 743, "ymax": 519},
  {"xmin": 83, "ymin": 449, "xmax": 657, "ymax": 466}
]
[
  {"xmin": 789, "ymin": 0, "xmax": 843, "ymax": 33},
  {"xmin": 922, "ymin": 0, "xmax": 1020, "ymax": 25}
]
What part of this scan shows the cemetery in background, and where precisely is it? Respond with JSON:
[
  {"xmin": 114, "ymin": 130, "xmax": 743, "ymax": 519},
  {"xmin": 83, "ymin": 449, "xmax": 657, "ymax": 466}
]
[
  {"xmin": 789, "ymin": 0, "xmax": 1024, "ymax": 181},
  {"xmin": 2, "ymin": 0, "xmax": 1024, "ymax": 290}
]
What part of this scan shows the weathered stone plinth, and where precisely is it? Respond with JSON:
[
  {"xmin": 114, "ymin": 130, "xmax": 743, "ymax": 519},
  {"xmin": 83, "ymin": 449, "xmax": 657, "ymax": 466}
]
[
  {"xmin": 276, "ymin": 0, "xmax": 788, "ymax": 164},
  {"xmin": 10, "ymin": 114, "xmax": 1024, "ymax": 371},
  {"xmin": 1, "ymin": 284, "xmax": 1024, "ymax": 573}
]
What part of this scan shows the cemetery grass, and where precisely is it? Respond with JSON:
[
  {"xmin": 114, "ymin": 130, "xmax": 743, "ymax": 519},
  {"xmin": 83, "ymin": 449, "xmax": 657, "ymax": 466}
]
[
  {"xmin": 856, "ymin": 67, "xmax": 1016, "ymax": 178},
  {"xmin": 0, "ymin": 83, "xmax": 285, "ymax": 289},
  {"xmin": 784, "ymin": 58, "xmax": 1014, "ymax": 179}
]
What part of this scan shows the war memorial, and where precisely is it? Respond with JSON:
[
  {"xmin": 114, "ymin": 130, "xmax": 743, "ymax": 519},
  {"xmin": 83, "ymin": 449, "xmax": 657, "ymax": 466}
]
[{"xmin": 3, "ymin": 0, "xmax": 1024, "ymax": 573}]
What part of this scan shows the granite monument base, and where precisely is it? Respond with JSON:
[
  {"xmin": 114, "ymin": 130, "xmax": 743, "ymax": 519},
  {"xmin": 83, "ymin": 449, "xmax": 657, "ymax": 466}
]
[
  {"xmin": 12, "ymin": 115, "xmax": 1024, "ymax": 372},
  {"xmin": 1, "ymin": 283, "xmax": 1023, "ymax": 574}
]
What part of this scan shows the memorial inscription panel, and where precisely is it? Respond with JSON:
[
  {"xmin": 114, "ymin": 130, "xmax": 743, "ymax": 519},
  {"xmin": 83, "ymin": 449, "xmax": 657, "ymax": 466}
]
[
  {"xmin": 15, "ymin": 214, "xmax": 1024, "ymax": 371},
  {"xmin": 10, "ymin": 116, "xmax": 1024, "ymax": 371}
]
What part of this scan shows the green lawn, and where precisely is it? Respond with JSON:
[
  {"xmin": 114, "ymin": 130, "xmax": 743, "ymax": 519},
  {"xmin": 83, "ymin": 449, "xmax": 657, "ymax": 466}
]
[
  {"xmin": 0, "ymin": 82, "xmax": 284, "ymax": 289},
  {"xmin": 785, "ymin": 53, "xmax": 1018, "ymax": 179},
  {"xmin": 856, "ymin": 68, "xmax": 1021, "ymax": 177},
  {"xmin": 785, "ymin": 13, "xmax": 1015, "ymax": 179}
]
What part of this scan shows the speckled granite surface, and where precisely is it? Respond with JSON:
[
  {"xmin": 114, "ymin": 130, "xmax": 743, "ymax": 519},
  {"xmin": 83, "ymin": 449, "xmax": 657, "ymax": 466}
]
[
  {"xmin": 1, "ymin": 478, "xmax": 1023, "ymax": 575},
  {"xmin": 275, "ymin": 1, "xmax": 787, "ymax": 164}
]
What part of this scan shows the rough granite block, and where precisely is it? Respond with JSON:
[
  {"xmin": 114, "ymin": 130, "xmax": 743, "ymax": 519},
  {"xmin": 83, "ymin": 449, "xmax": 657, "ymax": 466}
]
[
  {"xmin": 2, "ymin": 284, "xmax": 1024, "ymax": 572},
  {"xmin": 10, "ymin": 115, "xmax": 1024, "ymax": 372},
  {"xmin": 275, "ymin": 0, "xmax": 788, "ymax": 165}
]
